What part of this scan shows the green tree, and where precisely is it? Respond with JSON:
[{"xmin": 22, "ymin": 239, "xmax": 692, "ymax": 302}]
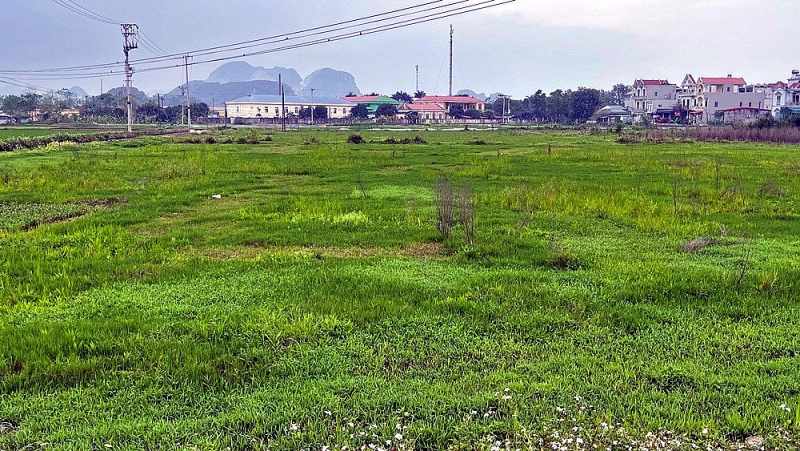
[
  {"xmin": 351, "ymin": 103, "xmax": 369, "ymax": 119},
  {"xmin": 463, "ymin": 109, "xmax": 482, "ymax": 119},
  {"xmin": 546, "ymin": 89, "xmax": 572, "ymax": 124},
  {"xmin": 2, "ymin": 95, "xmax": 24, "ymax": 119},
  {"xmin": 570, "ymin": 88, "xmax": 601, "ymax": 123},
  {"xmin": 190, "ymin": 102, "xmax": 209, "ymax": 118},
  {"xmin": 391, "ymin": 91, "xmax": 412, "ymax": 103},
  {"xmin": 413, "ymin": 90, "xmax": 426, "ymax": 99},
  {"xmin": 313, "ymin": 105, "xmax": 328, "ymax": 119},
  {"xmin": 375, "ymin": 103, "xmax": 397, "ymax": 118},
  {"xmin": 612, "ymin": 83, "xmax": 631, "ymax": 106},
  {"xmin": 449, "ymin": 104, "xmax": 465, "ymax": 117}
]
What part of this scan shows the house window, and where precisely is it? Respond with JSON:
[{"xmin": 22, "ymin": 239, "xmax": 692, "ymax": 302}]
[
  {"xmin": 275, "ymin": 107, "xmax": 279, "ymax": 114},
  {"xmin": 655, "ymin": 92, "xmax": 658, "ymax": 97},
  {"xmin": 727, "ymin": 87, "xmax": 731, "ymax": 92},
  {"xmin": 235, "ymin": 106, "xmax": 239, "ymax": 113},
  {"xmin": 294, "ymin": 107, "xmax": 299, "ymax": 113},
  {"xmin": 740, "ymin": 102, "xmax": 743, "ymax": 107},
  {"xmin": 714, "ymin": 101, "xmax": 718, "ymax": 108},
  {"xmin": 776, "ymin": 94, "xmax": 782, "ymax": 105},
  {"xmin": 334, "ymin": 108, "xmax": 338, "ymax": 114},
  {"xmin": 748, "ymin": 102, "xmax": 752, "ymax": 107}
]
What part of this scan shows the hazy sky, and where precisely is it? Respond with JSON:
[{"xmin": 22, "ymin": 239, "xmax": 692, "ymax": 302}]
[{"xmin": 1, "ymin": 0, "xmax": 799, "ymax": 98}]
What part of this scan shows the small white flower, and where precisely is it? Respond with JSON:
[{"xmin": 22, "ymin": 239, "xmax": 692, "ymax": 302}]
[
  {"xmin": 574, "ymin": 395, "xmax": 582, "ymax": 402},
  {"xmin": 348, "ymin": 422, "xmax": 355, "ymax": 428},
  {"xmin": 324, "ymin": 410, "xmax": 332, "ymax": 416},
  {"xmin": 289, "ymin": 423, "xmax": 299, "ymax": 432},
  {"xmin": 576, "ymin": 438, "xmax": 584, "ymax": 445},
  {"xmin": 502, "ymin": 395, "xmax": 512, "ymax": 400},
  {"xmin": 395, "ymin": 433, "xmax": 403, "ymax": 441},
  {"xmin": 702, "ymin": 428, "xmax": 708, "ymax": 434},
  {"xmin": 504, "ymin": 387, "xmax": 511, "ymax": 392}
]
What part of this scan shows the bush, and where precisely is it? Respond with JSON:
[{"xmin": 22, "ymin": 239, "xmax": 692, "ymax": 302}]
[{"xmin": 347, "ymin": 133, "xmax": 364, "ymax": 144}]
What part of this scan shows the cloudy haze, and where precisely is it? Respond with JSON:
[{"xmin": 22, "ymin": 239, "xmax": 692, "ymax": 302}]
[{"xmin": 1, "ymin": 0, "xmax": 799, "ymax": 98}]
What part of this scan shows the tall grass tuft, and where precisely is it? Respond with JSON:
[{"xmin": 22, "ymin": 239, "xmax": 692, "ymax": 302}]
[{"xmin": 434, "ymin": 175, "xmax": 455, "ymax": 239}]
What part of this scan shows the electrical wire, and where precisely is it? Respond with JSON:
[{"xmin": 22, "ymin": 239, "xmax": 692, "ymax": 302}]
[
  {"xmin": 50, "ymin": 0, "xmax": 119, "ymax": 25},
  {"xmin": 3, "ymin": 0, "xmax": 461, "ymax": 75},
  {"xmin": 5, "ymin": 0, "xmax": 514, "ymax": 86}
]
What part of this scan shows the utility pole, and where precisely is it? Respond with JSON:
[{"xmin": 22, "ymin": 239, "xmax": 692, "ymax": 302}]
[
  {"xmin": 279, "ymin": 74, "xmax": 286, "ymax": 132},
  {"xmin": 448, "ymin": 25, "xmax": 453, "ymax": 97},
  {"xmin": 415, "ymin": 65, "xmax": 419, "ymax": 93},
  {"xmin": 184, "ymin": 54, "xmax": 191, "ymax": 128},
  {"xmin": 310, "ymin": 88, "xmax": 315, "ymax": 125},
  {"xmin": 121, "ymin": 24, "xmax": 138, "ymax": 133}
]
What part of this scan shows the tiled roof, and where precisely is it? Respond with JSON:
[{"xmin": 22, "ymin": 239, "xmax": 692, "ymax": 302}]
[
  {"xmin": 417, "ymin": 95, "xmax": 484, "ymax": 103},
  {"xmin": 699, "ymin": 77, "xmax": 746, "ymax": 85},
  {"xmin": 639, "ymin": 79, "xmax": 670, "ymax": 86},
  {"xmin": 341, "ymin": 95, "xmax": 398, "ymax": 104},
  {"xmin": 398, "ymin": 103, "xmax": 446, "ymax": 112},
  {"xmin": 228, "ymin": 94, "xmax": 354, "ymax": 105}
]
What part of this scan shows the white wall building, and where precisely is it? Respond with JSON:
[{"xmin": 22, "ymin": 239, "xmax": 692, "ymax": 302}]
[{"xmin": 225, "ymin": 94, "xmax": 355, "ymax": 120}]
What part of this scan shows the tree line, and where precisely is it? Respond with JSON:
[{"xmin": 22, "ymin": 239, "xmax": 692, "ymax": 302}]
[{"xmin": 1, "ymin": 91, "xmax": 208, "ymax": 125}]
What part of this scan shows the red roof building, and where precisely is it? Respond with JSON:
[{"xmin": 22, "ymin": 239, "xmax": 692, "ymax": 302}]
[{"xmin": 414, "ymin": 95, "xmax": 485, "ymax": 113}]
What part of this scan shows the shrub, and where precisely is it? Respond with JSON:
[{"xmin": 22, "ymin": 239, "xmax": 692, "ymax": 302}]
[{"xmin": 347, "ymin": 133, "xmax": 364, "ymax": 144}]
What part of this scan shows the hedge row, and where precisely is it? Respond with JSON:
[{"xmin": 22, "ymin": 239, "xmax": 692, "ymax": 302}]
[{"xmin": 0, "ymin": 129, "xmax": 184, "ymax": 152}]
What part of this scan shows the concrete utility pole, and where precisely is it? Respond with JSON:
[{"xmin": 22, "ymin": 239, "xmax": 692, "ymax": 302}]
[
  {"xmin": 449, "ymin": 25, "xmax": 454, "ymax": 97},
  {"xmin": 279, "ymin": 74, "xmax": 286, "ymax": 132},
  {"xmin": 310, "ymin": 88, "xmax": 315, "ymax": 125},
  {"xmin": 415, "ymin": 65, "xmax": 419, "ymax": 93},
  {"xmin": 121, "ymin": 24, "xmax": 138, "ymax": 133},
  {"xmin": 184, "ymin": 55, "xmax": 192, "ymax": 128}
]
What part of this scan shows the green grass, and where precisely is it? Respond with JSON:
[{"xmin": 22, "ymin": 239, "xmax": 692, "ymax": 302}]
[
  {"xmin": 0, "ymin": 127, "xmax": 61, "ymax": 139},
  {"xmin": 1, "ymin": 128, "xmax": 799, "ymax": 450}
]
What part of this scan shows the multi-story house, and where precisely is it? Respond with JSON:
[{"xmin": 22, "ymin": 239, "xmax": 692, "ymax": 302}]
[
  {"xmin": 626, "ymin": 79, "xmax": 678, "ymax": 122},
  {"xmin": 696, "ymin": 75, "xmax": 768, "ymax": 123},
  {"xmin": 771, "ymin": 70, "xmax": 800, "ymax": 118}
]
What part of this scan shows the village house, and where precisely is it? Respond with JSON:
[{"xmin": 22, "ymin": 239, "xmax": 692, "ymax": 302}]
[
  {"xmin": 0, "ymin": 111, "xmax": 12, "ymax": 125},
  {"xmin": 339, "ymin": 95, "xmax": 399, "ymax": 117},
  {"xmin": 770, "ymin": 70, "xmax": 800, "ymax": 118},
  {"xmin": 225, "ymin": 94, "xmax": 355, "ymax": 120},
  {"xmin": 625, "ymin": 79, "xmax": 679, "ymax": 122},
  {"xmin": 694, "ymin": 75, "xmax": 767, "ymax": 124},
  {"xmin": 414, "ymin": 95, "xmax": 485, "ymax": 116},
  {"xmin": 397, "ymin": 102, "xmax": 447, "ymax": 123}
]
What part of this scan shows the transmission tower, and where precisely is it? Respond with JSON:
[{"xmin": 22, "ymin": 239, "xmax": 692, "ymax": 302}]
[
  {"xmin": 121, "ymin": 24, "xmax": 138, "ymax": 133},
  {"xmin": 448, "ymin": 25, "xmax": 453, "ymax": 96}
]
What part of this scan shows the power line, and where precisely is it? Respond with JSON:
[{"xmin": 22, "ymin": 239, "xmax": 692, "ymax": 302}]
[
  {"xmin": 4, "ymin": 1, "xmax": 514, "ymax": 85},
  {"xmin": 2, "ymin": 0, "xmax": 462, "ymax": 75},
  {"xmin": 50, "ymin": 0, "xmax": 119, "ymax": 25}
]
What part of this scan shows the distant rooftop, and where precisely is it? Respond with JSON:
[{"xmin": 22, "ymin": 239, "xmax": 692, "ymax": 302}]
[{"xmin": 228, "ymin": 94, "xmax": 353, "ymax": 105}]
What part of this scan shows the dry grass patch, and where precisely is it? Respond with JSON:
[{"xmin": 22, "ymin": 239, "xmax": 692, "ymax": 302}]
[{"xmin": 681, "ymin": 236, "xmax": 721, "ymax": 252}]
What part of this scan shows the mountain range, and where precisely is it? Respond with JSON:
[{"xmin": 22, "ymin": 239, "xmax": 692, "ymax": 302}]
[{"xmin": 158, "ymin": 62, "xmax": 361, "ymax": 106}]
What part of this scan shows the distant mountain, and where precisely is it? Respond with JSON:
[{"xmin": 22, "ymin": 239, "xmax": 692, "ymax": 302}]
[
  {"xmin": 160, "ymin": 80, "xmax": 293, "ymax": 107},
  {"xmin": 106, "ymin": 86, "xmax": 150, "ymax": 104},
  {"xmin": 297, "ymin": 68, "xmax": 360, "ymax": 98},
  {"xmin": 485, "ymin": 92, "xmax": 504, "ymax": 103},
  {"xmin": 206, "ymin": 61, "xmax": 302, "ymax": 88},
  {"xmin": 457, "ymin": 89, "xmax": 487, "ymax": 101},
  {"xmin": 69, "ymin": 86, "xmax": 88, "ymax": 98}
]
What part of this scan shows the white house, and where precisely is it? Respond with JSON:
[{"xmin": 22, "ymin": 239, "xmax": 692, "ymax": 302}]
[
  {"xmin": 225, "ymin": 94, "xmax": 355, "ymax": 120},
  {"xmin": 0, "ymin": 112, "xmax": 11, "ymax": 125}
]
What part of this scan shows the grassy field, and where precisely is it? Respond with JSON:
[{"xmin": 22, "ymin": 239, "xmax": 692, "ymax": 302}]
[{"xmin": 1, "ymin": 128, "xmax": 799, "ymax": 450}]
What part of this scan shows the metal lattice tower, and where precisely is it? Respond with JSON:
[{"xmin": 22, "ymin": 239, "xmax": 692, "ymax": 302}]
[
  {"xmin": 448, "ymin": 25, "xmax": 453, "ymax": 97},
  {"xmin": 121, "ymin": 24, "xmax": 138, "ymax": 132}
]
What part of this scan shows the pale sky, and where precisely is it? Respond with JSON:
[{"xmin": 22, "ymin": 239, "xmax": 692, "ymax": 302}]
[{"xmin": 1, "ymin": 0, "xmax": 798, "ymax": 98}]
